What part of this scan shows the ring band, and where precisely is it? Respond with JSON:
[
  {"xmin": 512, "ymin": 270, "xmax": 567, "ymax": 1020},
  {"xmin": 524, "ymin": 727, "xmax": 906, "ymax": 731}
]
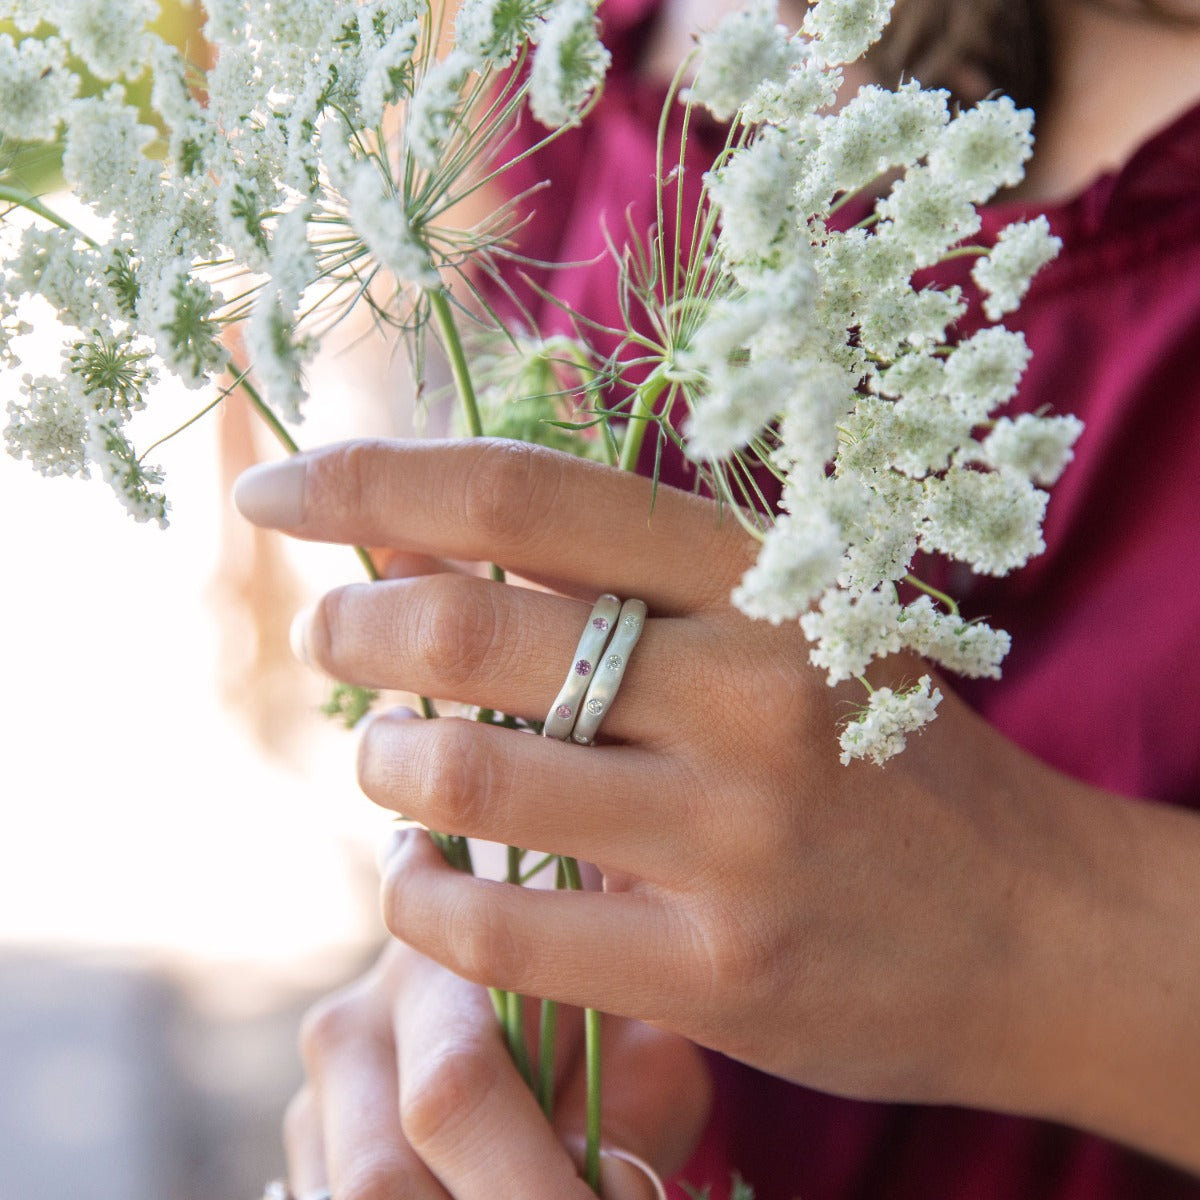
[
  {"xmin": 570, "ymin": 598, "xmax": 647, "ymax": 745},
  {"xmin": 543, "ymin": 593, "xmax": 623, "ymax": 740},
  {"xmin": 261, "ymin": 1184, "xmax": 330, "ymax": 1200}
]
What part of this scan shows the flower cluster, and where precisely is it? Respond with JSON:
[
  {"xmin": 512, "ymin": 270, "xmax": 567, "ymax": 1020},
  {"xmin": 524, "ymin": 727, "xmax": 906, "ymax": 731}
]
[
  {"xmin": 1, "ymin": 0, "xmax": 1081, "ymax": 764},
  {"xmin": 674, "ymin": 0, "xmax": 1077, "ymax": 761},
  {"xmin": 1, "ymin": 0, "xmax": 610, "ymax": 521}
]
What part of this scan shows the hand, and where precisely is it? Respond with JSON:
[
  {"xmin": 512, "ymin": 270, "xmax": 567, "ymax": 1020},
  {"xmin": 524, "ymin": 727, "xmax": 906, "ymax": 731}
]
[
  {"xmin": 237, "ymin": 438, "xmax": 1200, "ymax": 1171},
  {"xmin": 285, "ymin": 940, "xmax": 710, "ymax": 1200}
]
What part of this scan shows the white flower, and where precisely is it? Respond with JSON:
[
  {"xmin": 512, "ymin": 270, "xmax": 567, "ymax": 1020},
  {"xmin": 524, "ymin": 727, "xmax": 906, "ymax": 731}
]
[
  {"xmin": 705, "ymin": 126, "xmax": 811, "ymax": 267},
  {"xmin": 57, "ymin": 0, "xmax": 158, "ymax": 82},
  {"xmin": 972, "ymin": 216, "xmax": 1061, "ymax": 320},
  {"xmin": 839, "ymin": 675, "xmax": 941, "ymax": 766},
  {"xmin": 456, "ymin": 0, "xmax": 547, "ymax": 65},
  {"xmin": 732, "ymin": 508, "xmax": 844, "ymax": 624},
  {"xmin": 800, "ymin": 588, "xmax": 902, "ymax": 684},
  {"xmin": 360, "ymin": 20, "xmax": 421, "ymax": 126},
  {"xmin": 528, "ymin": 0, "xmax": 611, "ymax": 129},
  {"xmin": 62, "ymin": 89, "xmax": 161, "ymax": 230},
  {"xmin": 269, "ymin": 204, "xmax": 317, "ymax": 314},
  {"xmin": 4, "ymin": 374, "xmax": 90, "ymax": 477},
  {"xmin": 801, "ymin": 0, "xmax": 894, "ymax": 66},
  {"xmin": 0, "ymin": 34, "xmax": 79, "ymax": 143},
  {"xmin": 684, "ymin": 357, "xmax": 793, "ymax": 461},
  {"xmin": 876, "ymin": 167, "xmax": 980, "ymax": 267},
  {"xmin": 942, "ymin": 326, "xmax": 1031, "ymax": 420},
  {"xmin": 857, "ymin": 284, "xmax": 965, "ymax": 357},
  {"xmin": 406, "ymin": 50, "xmax": 472, "ymax": 168},
  {"xmin": 928, "ymin": 96, "xmax": 1034, "ymax": 204},
  {"xmin": 688, "ymin": 0, "xmax": 797, "ymax": 121},
  {"xmin": 920, "ymin": 466, "xmax": 1047, "ymax": 575},
  {"xmin": 141, "ymin": 260, "xmax": 229, "ymax": 388},
  {"xmin": 980, "ymin": 412, "xmax": 1084, "ymax": 486},
  {"xmin": 772, "ymin": 360, "xmax": 855, "ymax": 476},
  {"xmin": 346, "ymin": 162, "xmax": 439, "ymax": 288},
  {"xmin": 804, "ymin": 82, "xmax": 950, "ymax": 205},
  {"xmin": 874, "ymin": 351, "xmax": 945, "ymax": 402},
  {"xmin": 0, "ymin": 0, "xmax": 47, "ymax": 33},
  {"xmin": 246, "ymin": 293, "xmax": 316, "ymax": 423},
  {"xmin": 898, "ymin": 596, "xmax": 1010, "ymax": 678},
  {"xmin": 741, "ymin": 56, "xmax": 839, "ymax": 127},
  {"xmin": 88, "ymin": 416, "xmax": 168, "ymax": 526}
]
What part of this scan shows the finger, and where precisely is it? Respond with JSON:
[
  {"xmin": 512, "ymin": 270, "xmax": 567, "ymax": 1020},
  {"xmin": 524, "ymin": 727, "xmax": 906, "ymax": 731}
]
[
  {"xmin": 297, "ymin": 573, "xmax": 704, "ymax": 745},
  {"xmin": 382, "ymin": 831, "xmax": 679, "ymax": 1025},
  {"xmin": 359, "ymin": 714, "xmax": 696, "ymax": 880},
  {"xmin": 233, "ymin": 439, "xmax": 755, "ymax": 614},
  {"xmin": 395, "ymin": 955, "xmax": 601, "ymax": 1200},
  {"xmin": 282, "ymin": 1087, "xmax": 328, "ymax": 1197},
  {"xmin": 300, "ymin": 992, "xmax": 451, "ymax": 1200}
]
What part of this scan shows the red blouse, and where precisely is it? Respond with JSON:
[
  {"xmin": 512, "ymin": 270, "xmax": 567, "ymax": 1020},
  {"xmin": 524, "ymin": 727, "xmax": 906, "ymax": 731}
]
[{"xmin": 497, "ymin": 5, "xmax": 1200, "ymax": 1193}]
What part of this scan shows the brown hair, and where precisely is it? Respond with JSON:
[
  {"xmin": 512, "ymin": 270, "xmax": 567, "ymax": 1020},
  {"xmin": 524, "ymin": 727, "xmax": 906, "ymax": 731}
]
[{"xmin": 866, "ymin": 0, "xmax": 1200, "ymax": 114}]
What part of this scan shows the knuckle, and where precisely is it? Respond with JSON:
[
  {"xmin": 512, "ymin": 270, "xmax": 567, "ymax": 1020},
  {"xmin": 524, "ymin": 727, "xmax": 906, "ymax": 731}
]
[
  {"xmin": 399, "ymin": 1037, "xmax": 501, "ymax": 1152},
  {"xmin": 450, "ymin": 893, "xmax": 524, "ymax": 989},
  {"xmin": 411, "ymin": 575, "xmax": 504, "ymax": 691},
  {"xmin": 310, "ymin": 439, "xmax": 391, "ymax": 528},
  {"xmin": 413, "ymin": 720, "xmax": 495, "ymax": 834},
  {"xmin": 459, "ymin": 440, "xmax": 562, "ymax": 553},
  {"xmin": 297, "ymin": 988, "xmax": 366, "ymax": 1071}
]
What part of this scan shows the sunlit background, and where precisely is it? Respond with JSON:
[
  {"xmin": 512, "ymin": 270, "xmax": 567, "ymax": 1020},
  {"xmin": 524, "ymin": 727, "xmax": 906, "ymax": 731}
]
[{"xmin": 0, "ymin": 301, "xmax": 425, "ymax": 1199}]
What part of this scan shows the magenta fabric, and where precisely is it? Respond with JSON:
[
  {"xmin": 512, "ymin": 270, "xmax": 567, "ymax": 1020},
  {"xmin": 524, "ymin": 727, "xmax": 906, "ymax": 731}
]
[{"xmin": 494, "ymin": 10, "xmax": 1200, "ymax": 1196}]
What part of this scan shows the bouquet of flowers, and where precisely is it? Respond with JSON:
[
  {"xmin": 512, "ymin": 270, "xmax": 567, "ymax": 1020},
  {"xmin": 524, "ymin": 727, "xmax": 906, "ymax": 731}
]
[{"xmin": 0, "ymin": 0, "xmax": 1079, "ymax": 1187}]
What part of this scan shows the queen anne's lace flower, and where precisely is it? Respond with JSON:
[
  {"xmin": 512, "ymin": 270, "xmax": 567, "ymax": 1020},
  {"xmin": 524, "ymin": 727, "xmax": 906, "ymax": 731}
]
[
  {"xmin": 58, "ymin": 0, "xmax": 157, "ymax": 82},
  {"xmin": 456, "ymin": 0, "xmax": 548, "ymax": 65},
  {"xmin": 4, "ymin": 374, "xmax": 90, "ymax": 477},
  {"xmin": 528, "ymin": 0, "xmax": 611, "ymax": 128},
  {"xmin": 839, "ymin": 675, "xmax": 941, "ymax": 765},
  {"xmin": 943, "ymin": 326, "xmax": 1031, "ymax": 420},
  {"xmin": 346, "ymin": 163, "xmax": 439, "ymax": 288},
  {"xmin": 0, "ymin": 34, "xmax": 78, "ymax": 142},
  {"xmin": 920, "ymin": 467, "xmax": 1047, "ymax": 575},
  {"xmin": 800, "ymin": 588, "xmax": 902, "ymax": 684},
  {"xmin": 407, "ymin": 50, "xmax": 472, "ymax": 167},
  {"xmin": 688, "ymin": 0, "xmax": 797, "ymax": 121},
  {"xmin": 972, "ymin": 216, "xmax": 1062, "ymax": 320},
  {"xmin": 928, "ymin": 96, "xmax": 1034, "ymax": 203},
  {"xmin": 733, "ymin": 507, "xmax": 844, "ymax": 624},
  {"xmin": 898, "ymin": 596, "xmax": 1010, "ymax": 678},
  {"xmin": 980, "ymin": 412, "xmax": 1084, "ymax": 486},
  {"xmin": 802, "ymin": 0, "xmax": 894, "ymax": 65}
]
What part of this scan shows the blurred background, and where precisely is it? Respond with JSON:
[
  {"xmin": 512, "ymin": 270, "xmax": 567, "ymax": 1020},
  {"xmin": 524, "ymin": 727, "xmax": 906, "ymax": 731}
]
[{"xmin": 0, "ymin": 310, "xmax": 427, "ymax": 1200}]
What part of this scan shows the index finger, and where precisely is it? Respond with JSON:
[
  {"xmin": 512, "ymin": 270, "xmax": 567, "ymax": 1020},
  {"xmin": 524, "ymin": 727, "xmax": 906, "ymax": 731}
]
[{"xmin": 233, "ymin": 438, "xmax": 755, "ymax": 614}]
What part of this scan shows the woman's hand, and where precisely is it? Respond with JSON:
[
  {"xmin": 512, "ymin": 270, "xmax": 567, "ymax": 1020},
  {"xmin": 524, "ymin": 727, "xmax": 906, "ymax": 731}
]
[
  {"xmin": 285, "ymin": 940, "xmax": 710, "ymax": 1200},
  {"xmin": 237, "ymin": 438, "xmax": 1200, "ymax": 1172}
]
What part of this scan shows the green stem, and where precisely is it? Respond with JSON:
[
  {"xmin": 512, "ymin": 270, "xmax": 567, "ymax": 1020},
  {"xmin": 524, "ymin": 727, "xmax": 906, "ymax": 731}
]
[
  {"xmin": 617, "ymin": 367, "xmax": 670, "ymax": 475},
  {"xmin": 504, "ymin": 843, "xmax": 533, "ymax": 1086},
  {"xmin": 562, "ymin": 856, "xmax": 601, "ymax": 1194},
  {"xmin": 0, "ymin": 185, "xmax": 99, "ymax": 248},
  {"xmin": 428, "ymin": 286, "xmax": 505, "ymax": 584},
  {"xmin": 904, "ymin": 572, "xmax": 961, "ymax": 616},
  {"xmin": 538, "ymin": 995, "xmax": 558, "ymax": 1118}
]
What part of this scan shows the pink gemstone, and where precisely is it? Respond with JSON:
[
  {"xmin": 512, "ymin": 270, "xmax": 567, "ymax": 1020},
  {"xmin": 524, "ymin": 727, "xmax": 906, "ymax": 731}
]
[
  {"xmin": 575, "ymin": 659, "xmax": 592, "ymax": 676},
  {"xmin": 555, "ymin": 704, "xmax": 573, "ymax": 720},
  {"xmin": 592, "ymin": 616, "xmax": 610, "ymax": 631}
]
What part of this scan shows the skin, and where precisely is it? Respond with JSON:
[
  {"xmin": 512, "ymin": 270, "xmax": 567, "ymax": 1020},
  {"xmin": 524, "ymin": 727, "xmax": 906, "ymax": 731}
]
[{"xmin": 238, "ymin": 3, "xmax": 1200, "ymax": 1193}]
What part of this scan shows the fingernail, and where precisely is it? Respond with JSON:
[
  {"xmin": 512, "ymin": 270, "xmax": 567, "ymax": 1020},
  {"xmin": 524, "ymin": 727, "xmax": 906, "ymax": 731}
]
[
  {"xmin": 289, "ymin": 605, "xmax": 314, "ymax": 665},
  {"xmin": 233, "ymin": 458, "xmax": 306, "ymax": 528},
  {"xmin": 376, "ymin": 823, "xmax": 419, "ymax": 876},
  {"xmin": 598, "ymin": 1149, "xmax": 667, "ymax": 1200}
]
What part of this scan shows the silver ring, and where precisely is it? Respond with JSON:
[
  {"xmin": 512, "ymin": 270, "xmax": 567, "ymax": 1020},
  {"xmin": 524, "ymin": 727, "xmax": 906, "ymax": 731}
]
[
  {"xmin": 261, "ymin": 1184, "xmax": 330, "ymax": 1200},
  {"xmin": 543, "ymin": 593, "xmax": 623, "ymax": 739},
  {"xmin": 571, "ymin": 598, "xmax": 647, "ymax": 745}
]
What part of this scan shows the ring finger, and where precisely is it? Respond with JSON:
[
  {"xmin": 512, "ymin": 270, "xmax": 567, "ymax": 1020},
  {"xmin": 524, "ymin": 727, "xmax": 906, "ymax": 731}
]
[{"xmin": 295, "ymin": 573, "xmax": 707, "ymax": 749}]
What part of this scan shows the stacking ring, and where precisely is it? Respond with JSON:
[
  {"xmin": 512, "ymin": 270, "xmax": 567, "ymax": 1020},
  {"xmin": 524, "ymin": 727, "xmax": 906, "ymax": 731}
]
[
  {"xmin": 543, "ymin": 594, "xmax": 623, "ymax": 740},
  {"xmin": 570, "ymin": 598, "xmax": 647, "ymax": 745},
  {"xmin": 261, "ymin": 1185, "xmax": 330, "ymax": 1200}
]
